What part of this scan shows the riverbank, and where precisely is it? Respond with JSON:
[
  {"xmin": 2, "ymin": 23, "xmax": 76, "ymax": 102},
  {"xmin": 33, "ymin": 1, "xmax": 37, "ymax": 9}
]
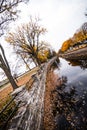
[{"xmin": 44, "ymin": 60, "xmax": 60, "ymax": 130}]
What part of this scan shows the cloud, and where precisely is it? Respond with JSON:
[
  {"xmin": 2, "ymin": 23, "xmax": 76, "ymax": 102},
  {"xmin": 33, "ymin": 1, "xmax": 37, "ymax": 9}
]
[{"xmin": 9, "ymin": 0, "xmax": 87, "ymax": 51}]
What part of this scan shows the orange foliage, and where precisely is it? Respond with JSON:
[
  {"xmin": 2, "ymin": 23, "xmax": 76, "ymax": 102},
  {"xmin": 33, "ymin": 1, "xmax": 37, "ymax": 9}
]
[
  {"xmin": 60, "ymin": 28, "xmax": 87, "ymax": 53},
  {"xmin": 61, "ymin": 39, "xmax": 72, "ymax": 52}
]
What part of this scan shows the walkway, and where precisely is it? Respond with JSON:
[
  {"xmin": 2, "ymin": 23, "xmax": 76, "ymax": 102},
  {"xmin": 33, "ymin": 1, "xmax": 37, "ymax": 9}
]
[{"xmin": 60, "ymin": 47, "xmax": 87, "ymax": 60}]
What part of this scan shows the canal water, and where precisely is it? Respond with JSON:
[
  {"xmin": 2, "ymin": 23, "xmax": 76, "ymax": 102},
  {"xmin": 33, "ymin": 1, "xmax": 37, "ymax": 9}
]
[
  {"xmin": 53, "ymin": 58, "xmax": 87, "ymax": 130},
  {"xmin": 56, "ymin": 58, "xmax": 87, "ymax": 93}
]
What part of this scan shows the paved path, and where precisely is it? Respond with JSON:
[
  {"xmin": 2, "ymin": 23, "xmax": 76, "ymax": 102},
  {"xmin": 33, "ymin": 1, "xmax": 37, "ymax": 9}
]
[{"xmin": 60, "ymin": 47, "xmax": 87, "ymax": 60}]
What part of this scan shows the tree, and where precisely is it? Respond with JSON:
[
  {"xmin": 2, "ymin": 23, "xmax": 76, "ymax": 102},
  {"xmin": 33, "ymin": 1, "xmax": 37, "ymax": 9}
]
[
  {"xmin": 0, "ymin": 45, "xmax": 18, "ymax": 89},
  {"xmin": 6, "ymin": 17, "xmax": 54, "ymax": 66},
  {"xmin": 0, "ymin": 0, "xmax": 29, "ymax": 37},
  {"xmin": 72, "ymin": 30, "xmax": 87, "ymax": 43},
  {"xmin": 61, "ymin": 39, "xmax": 73, "ymax": 52},
  {"xmin": 60, "ymin": 22, "xmax": 87, "ymax": 53},
  {"xmin": 81, "ymin": 22, "xmax": 87, "ymax": 35},
  {"xmin": 0, "ymin": 0, "xmax": 29, "ymax": 89}
]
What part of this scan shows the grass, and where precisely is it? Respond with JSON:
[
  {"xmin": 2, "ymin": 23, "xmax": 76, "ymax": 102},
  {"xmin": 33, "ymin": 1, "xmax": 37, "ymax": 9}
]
[
  {"xmin": 0, "ymin": 95, "xmax": 16, "ymax": 128},
  {"xmin": 0, "ymin": 67, "xmax": 39, "ymax": 113},
  {"xmin": 0, "ymin": 67, "xmax": 39, "ymax": 128}
]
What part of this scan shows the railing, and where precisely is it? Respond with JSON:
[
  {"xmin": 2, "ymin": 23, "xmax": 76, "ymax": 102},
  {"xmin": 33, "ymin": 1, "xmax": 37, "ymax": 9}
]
[{"xmin": 0, "ymin": 93, "xmax": 21, "ymax": 130}]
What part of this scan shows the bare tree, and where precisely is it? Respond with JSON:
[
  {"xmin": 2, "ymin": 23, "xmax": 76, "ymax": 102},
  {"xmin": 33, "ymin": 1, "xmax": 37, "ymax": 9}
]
[
  {"xmin": 0, "ymin": 45, "xmax": 18, "ymax": 89},
  {"xmin": 0, "ymin": 0, "xmax": 29, "ymax": 89},
  {"xmin": 6, "ymin": 17, "xmax": 53, "ymax": 66},
  {"xmin": 0, "ymin": 0, "xmax": 29, "ymax": 36}
]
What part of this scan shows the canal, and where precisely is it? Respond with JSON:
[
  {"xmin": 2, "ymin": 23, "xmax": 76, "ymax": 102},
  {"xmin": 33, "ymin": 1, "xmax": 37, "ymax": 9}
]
[
  {"xmin": 4, "ymin": 57, "xmax": 87, "ymax": 130},
  {"xmin": 52, "ymin": 57, "xmax": 87, "ymax": 130}
]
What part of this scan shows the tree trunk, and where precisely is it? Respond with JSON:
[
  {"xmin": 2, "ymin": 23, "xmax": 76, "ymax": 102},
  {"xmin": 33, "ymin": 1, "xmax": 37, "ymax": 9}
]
[
  {"xmin": 0, "ymin": 54, "xmax": 18, "ymax": 90},
  {"xmin": 2, "ymin": 63, "xmax": 18, "ymax": 90}
]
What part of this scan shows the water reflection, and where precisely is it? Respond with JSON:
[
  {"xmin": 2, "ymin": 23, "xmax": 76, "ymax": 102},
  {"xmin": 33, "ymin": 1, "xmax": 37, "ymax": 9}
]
[
  {"xmin": 51, "ymin": 58, "xmax": 87, "ymax": 130},
  {"xmin": 68, "ymin": 59, "xmax": 87, "ymax": 70}
]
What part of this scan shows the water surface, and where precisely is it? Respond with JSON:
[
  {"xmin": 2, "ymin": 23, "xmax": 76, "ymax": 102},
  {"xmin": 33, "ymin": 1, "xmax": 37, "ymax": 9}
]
[
  {"xmin": 55, "ymin": 58, "xmax": 87, "ymax": 93},
  {"xmin": 53, "ymin": 58, "xmax": 87, "ymax": 130}
]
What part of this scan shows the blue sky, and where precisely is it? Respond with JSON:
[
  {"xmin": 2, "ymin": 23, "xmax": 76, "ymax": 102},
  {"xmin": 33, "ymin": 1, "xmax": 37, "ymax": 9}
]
[{"xmin": 17, "ymin": 0, "xmax": 87, "ymax": 51}]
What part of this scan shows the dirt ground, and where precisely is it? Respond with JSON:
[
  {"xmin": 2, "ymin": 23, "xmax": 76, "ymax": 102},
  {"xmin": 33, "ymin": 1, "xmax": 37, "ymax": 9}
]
[
  {"xmin": 0, "ymin": 67, "xmax": 38, "ymax": 107},
  {"xmin": 44, "ymin": 68, "xmax": 59, "ymax": 130}
]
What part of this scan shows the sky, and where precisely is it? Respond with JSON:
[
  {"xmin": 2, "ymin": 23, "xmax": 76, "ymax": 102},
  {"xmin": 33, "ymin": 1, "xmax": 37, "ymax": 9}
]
[
  {"xmin": 17, "ymin": 0, "xmax": 87, "ymax": 51},
  {"xmin": 0, "ymin": 0, "xmax": 87, "ymax": 81}
]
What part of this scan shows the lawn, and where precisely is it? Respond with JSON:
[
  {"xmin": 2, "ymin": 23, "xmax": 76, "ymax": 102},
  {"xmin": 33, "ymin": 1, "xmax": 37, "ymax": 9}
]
[{"xmin": 0, "ymin": 67, "xmax": 38, "ymax": 110}]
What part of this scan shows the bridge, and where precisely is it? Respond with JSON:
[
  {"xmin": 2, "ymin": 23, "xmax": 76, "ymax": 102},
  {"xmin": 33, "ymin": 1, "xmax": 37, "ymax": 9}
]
[{"xmin": 59, "ymin": 47, "xmax": 87, "ymax": 60}]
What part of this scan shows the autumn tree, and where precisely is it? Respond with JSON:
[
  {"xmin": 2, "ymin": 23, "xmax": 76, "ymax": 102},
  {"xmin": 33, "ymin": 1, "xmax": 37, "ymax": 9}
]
[
  {"xmin": 0, "ymin": 0, "xmax": 29, "ymax": 89},
  {"xmin": 37, "ymin": 47, "xmax": 56, "ymax": 63},
  {"xmin": 60, "ymin": 22, "xmax": 87, "ymax": 53},
  {"xmin": 72, "ymin": 30, "xmax": 87, "ymax": 43},
  {"xmin": 6, "ymin": 17, "xmax": 54, "ymax": 66},
  {"xmin": 72, "ymin": 23, "xmax": 87, "ymax": 44},
  {"xmin": 61, "ymin": 38, "xmax": 73, "ymax": 52}
]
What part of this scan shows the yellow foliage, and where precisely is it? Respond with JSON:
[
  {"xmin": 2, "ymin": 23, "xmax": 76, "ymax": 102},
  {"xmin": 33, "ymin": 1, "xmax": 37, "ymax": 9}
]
[
  {"xmin": 37, "ymin": 50, "xmax": 49, "ymax": 63},
  {"xmin": 60, "ymin": 25, "xmax": 87, "ymax": 53},
  {"xmin": 73, "ymin": 31, "xmax": 86, "ymax": 43},
  {"xmin": 61, "ymin": 39, "xmax": 72, "ymax": 52}
]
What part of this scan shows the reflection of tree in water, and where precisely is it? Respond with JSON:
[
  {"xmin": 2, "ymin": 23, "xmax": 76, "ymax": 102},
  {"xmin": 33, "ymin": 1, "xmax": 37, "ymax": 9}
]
[
  {"xmin": 69, "ymin": 59, "xmax": 87, "ymax": 70},
  {"xmin": 51, "ymin": 76, "xmax": 87, "ymax": 130}
]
